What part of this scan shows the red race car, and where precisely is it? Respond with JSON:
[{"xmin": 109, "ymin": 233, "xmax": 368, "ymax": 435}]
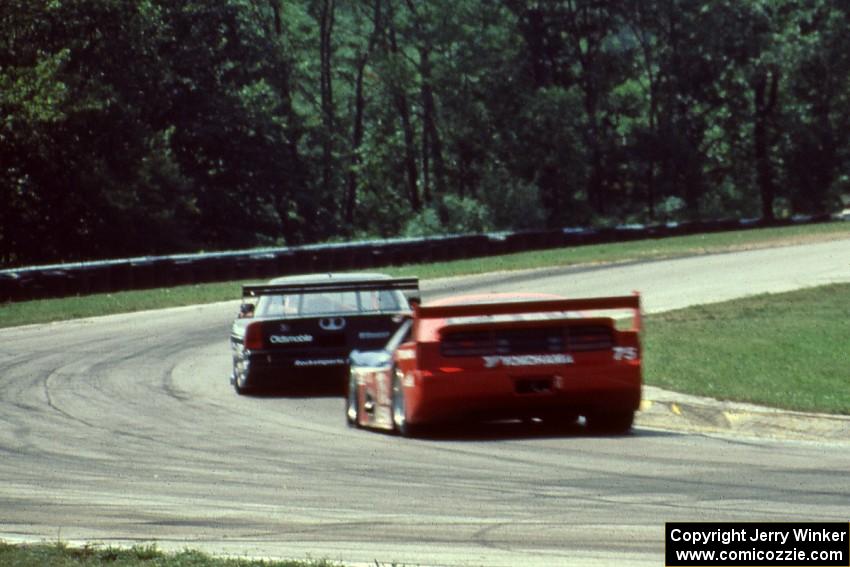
[{"xmin": 346, "ymin": 293, "xmax": 642, "ymax": 436}]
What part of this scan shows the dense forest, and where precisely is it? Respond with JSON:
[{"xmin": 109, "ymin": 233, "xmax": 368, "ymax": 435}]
[{"xmin": 2, "ymin": 0, "xmax": 848, "ymax": 267}]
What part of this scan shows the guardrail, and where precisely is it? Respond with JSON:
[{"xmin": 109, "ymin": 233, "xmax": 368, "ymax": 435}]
[{"xmin": 0, "ymin": 215, "xmax": 839, "ymax": 302}]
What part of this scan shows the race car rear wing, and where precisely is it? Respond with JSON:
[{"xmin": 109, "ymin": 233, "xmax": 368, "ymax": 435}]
[
  {"xmin": 415, "ymin": 293, "xmax": 642, "ymax": 332},
  {"xmin": 242, "ymin": 277, "xmax": 420, "ymax": 298}
]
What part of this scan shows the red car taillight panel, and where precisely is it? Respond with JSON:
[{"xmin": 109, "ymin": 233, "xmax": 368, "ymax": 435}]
[{"xmin": 244, "ymin": 322, "xmax": 264, "ymax": 350}]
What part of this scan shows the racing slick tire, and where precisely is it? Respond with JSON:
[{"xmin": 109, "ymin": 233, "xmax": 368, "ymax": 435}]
[
  {"xmin": 585, "ymin": 409, "xmax": 634, "ymax": 435},
  {"xmin": 346, "ymin": 373, "xmax": 360, "ymax": 428},
  {"xmin": 232, "ymin": 365, "xmax": 253, "ymax": 396},
  {"xmin": 391, "ymin": 368, "xmax": 421, "ymax": 438}
]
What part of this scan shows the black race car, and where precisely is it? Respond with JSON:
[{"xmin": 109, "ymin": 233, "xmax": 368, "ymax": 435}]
[{"xmin": 229, "ymin": 273, "xmax": 419, "ymax": 394}]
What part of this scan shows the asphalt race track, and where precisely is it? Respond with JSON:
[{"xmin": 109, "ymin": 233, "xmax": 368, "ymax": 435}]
[{"xmin": 1, "ymin": 240, "xmax": 849, "ymax": 566}]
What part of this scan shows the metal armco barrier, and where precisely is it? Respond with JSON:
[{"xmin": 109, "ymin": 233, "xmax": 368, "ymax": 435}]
[{"xmin": 0, "ymin": 215, "xmax": 840, "ymax": 303}]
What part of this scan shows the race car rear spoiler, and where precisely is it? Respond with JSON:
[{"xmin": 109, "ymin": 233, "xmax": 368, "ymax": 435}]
[
  {"xmin": 415, "ymin": 293, "xmax": 642, "ymax": 331},
  {"xmin": 242, "ymin": 277, "xmax": 420, "ymax": 298}
]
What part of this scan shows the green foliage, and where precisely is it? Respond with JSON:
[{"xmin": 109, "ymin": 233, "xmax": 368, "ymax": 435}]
[
  {"xmin": 0, "ymin": 48, "xmax": 70, "ymax": 123},
  {"xmin": 2, "ymin": 0, "xmax": 849, "ymax": 267},
  {"xmin": 402, "ymin": 194, "xmax": 494, "ymax": 237},
  {"xmin": 478, "ymin": 167, "xmax": 546, "ymax": 230}
]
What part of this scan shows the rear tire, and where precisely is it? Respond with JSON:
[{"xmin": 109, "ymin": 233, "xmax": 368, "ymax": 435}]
[
  {"xmin": 586, "ymin": 409, "xmax": 634, "ymax": 435},
  {"xmin": 232, "ymin": 366, "xmax": 252, "ymax": 396},
  {"xmin": 391, "ymin": 369, "xmax": 419, "ymax": 437},
  {"xmin": 346, "ymin": 373, "xmax": 360, "ymax": 428}
]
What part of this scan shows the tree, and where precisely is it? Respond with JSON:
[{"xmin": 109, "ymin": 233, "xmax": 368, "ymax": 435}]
[
  {"xmin": 3, "ymin": 0, "xmax": 849, "ymax": 267},
  {"xmin": 0, "ymin": 0, "xmax": 195, "ymax": 264},
  {"xmin": 783, "ymin": 1, "xmax": 850, "ymax": 215}
]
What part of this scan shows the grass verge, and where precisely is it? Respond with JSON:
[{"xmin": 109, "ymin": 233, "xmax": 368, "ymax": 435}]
[
  {"xmin": 0, "ymin": 282, "xmax": 244, "ymax": 329},
  {"xmin": 2, "ymin": 222, "xmax": 848, "ymax": 329},
  {"xmin": 644, "ymin": 283, "xmax": 850, "ymax": 415},
  {"xmin": 0, "ymin": 541, "xmax": 343, "ymax": 567}
]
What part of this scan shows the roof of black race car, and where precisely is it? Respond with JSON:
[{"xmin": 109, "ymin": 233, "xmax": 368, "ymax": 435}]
[{"xmin": 268, "ymin": 272, "xmax": 394, "ymax": 285}]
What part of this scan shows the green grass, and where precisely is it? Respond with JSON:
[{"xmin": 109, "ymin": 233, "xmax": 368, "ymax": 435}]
[
  {"xmin": 644, "ymin": 283, "xmax": 850, "ymax": 415},
  {"xmin": 0, "ymin": 282, "xmax": 246, "ymax": 329},
  {"xmin": 2, "ymin": 222, "xmax": 848, "ymax": 329},
  {"xmin": 0, "ymin": 541, "xmax": 343, "ymax": 567}
]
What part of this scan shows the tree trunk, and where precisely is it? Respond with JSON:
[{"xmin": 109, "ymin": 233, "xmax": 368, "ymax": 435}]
[
  {"xmin": 344, "ymin": 0, "xmax": 382, "ymax": 226},
  {"xmin": 395, "ymin": 91, "xmax": 420, "ymax": 212},
  {"xmin": 645, "ymin": 161, "xmax": 656, "ymax": 221},
  {"xmin": 318, "ymin": 0, "xmax": 336, "ymax": 211},
  {"xmin": 345, "ymin": 57, "xmax": 367, "ymax": 225},
  {"xmin": 387, "ymin": 12, "xmax": 420, "ymax": 212},
  {"xmin": 420, "ymin": 47, "xmax": 445, "ymax": 202},
  {"xmin": 753, "ymin": 65, "xmax": 779, "ymax": 222},
  {"xmin": 269, "ymin": 0, "xmax": 282, "ymax": 35},
  {"xmin": 258, "ymin": 0, "xmax": 308, "ymax": 244}
]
